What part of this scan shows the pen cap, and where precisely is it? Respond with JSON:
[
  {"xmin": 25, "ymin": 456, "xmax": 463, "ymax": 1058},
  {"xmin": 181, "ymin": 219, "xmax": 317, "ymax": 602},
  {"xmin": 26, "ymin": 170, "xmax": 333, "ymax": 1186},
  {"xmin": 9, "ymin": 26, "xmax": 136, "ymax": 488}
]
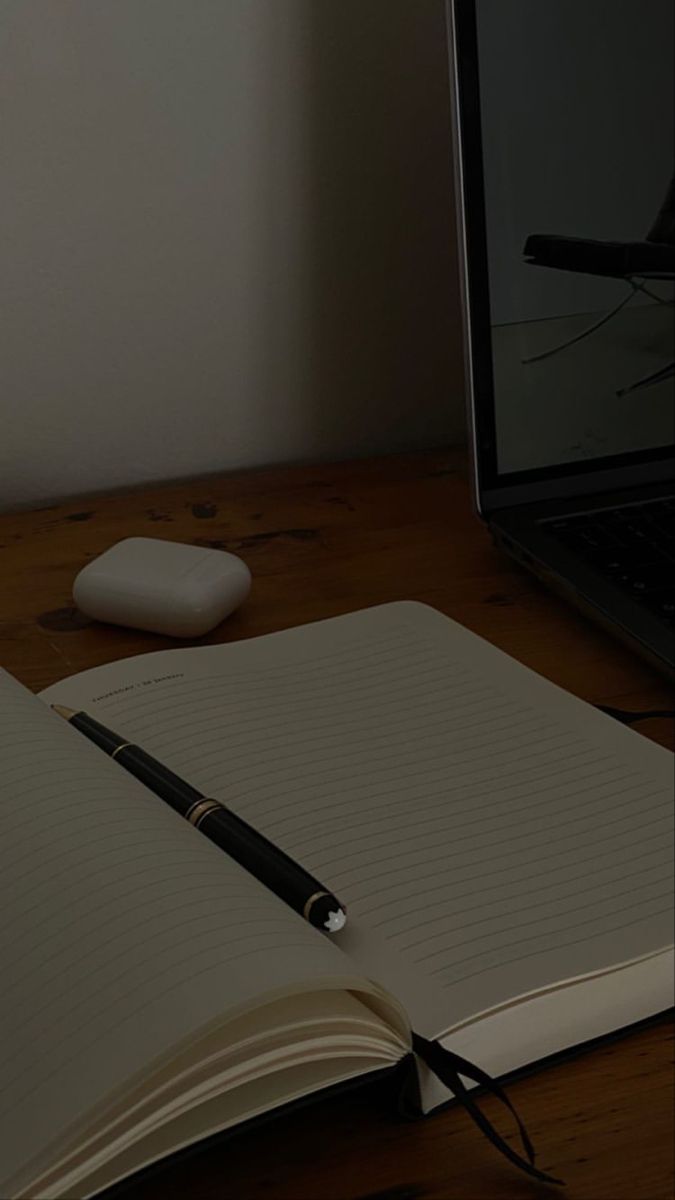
[{"xmin": 73, "ymin": 537, "xmax": 251, "ymax": 638}]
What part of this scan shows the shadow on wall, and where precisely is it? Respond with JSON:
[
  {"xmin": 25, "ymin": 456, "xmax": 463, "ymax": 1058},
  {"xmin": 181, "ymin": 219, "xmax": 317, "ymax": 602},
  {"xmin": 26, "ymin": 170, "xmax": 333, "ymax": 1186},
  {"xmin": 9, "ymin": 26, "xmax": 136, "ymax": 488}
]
[{"xmin": 258, "ymin": 0, "xmax": 464, "ymax": 459}]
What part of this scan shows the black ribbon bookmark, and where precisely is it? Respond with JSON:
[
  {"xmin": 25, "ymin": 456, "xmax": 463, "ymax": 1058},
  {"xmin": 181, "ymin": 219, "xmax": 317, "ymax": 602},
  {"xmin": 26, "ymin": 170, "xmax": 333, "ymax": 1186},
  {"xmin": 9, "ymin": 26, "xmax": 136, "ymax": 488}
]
[
  {"xmin": 596, "ymin": 704, "xmax": 675, "ymax": 725},
  {"xmin": 411, "ymin": 1033, "xmax": 564, "ymax": 1186}
]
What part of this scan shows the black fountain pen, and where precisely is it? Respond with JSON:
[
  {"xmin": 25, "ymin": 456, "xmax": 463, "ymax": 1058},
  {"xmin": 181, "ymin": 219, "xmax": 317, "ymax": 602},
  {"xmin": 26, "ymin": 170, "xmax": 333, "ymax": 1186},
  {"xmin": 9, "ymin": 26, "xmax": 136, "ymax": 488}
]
[{"xmin": 52, "ymin": 705, "xmax": 346, "ymax": 934}]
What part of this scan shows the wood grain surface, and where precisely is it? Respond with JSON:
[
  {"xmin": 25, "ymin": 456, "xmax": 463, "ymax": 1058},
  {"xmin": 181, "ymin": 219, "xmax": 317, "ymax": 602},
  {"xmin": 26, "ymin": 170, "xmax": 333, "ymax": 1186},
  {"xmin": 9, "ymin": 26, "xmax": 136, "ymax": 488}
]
[{"xmin": 1, "ymin": 448, "xmax": 673, "ymax": 1200}]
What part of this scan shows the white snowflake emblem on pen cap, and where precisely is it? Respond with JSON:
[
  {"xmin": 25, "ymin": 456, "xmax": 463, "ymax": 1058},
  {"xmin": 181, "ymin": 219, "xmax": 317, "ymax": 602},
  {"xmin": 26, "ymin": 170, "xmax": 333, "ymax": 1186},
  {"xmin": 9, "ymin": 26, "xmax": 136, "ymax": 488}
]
[{"xmin": 324, "ymin": 908, "xmax": 346, "ymax": 933}]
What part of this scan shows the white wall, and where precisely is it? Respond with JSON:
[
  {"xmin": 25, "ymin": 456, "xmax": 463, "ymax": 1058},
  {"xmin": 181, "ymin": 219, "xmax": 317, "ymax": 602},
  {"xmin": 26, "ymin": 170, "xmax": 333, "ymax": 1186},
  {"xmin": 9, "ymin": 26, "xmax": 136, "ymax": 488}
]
[{"xmin": 0, "ymin": 0, "xmax": 463, "ymax": 510}]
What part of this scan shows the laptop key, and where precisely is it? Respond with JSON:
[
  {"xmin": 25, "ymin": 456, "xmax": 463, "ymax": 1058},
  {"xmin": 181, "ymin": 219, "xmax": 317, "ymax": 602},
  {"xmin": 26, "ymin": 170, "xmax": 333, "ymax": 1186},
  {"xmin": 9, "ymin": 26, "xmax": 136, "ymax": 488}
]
[{"xmin": 628, "ymin": 572, "xmax": 671, "ymax": 594}]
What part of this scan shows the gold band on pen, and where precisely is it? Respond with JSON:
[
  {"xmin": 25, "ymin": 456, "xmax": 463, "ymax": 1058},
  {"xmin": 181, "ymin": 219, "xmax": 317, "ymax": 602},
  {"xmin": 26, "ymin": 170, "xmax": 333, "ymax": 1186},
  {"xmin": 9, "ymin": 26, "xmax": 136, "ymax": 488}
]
[
  {"xmin": 185, "ymin": 799, "xmax": 223, "ymax": 828},
  {"xmin": 111, "ymin": 742, "xmax": 134, "ymax": 759},
  {"xmin": 303, "ymin": 891, "xmax": 330, "ymax": 921}
]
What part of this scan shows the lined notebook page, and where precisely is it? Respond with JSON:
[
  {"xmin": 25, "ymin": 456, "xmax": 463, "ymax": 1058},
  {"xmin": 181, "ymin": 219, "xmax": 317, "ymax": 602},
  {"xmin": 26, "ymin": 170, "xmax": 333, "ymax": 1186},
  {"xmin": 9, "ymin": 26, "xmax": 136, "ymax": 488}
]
[
  {"xmin": 42, "ymin": 602, "xmax": 675, "ymax": 1041},
  {"xmin": 0, "ymin": 671, "xmax": 367, "ymax": 1197}
]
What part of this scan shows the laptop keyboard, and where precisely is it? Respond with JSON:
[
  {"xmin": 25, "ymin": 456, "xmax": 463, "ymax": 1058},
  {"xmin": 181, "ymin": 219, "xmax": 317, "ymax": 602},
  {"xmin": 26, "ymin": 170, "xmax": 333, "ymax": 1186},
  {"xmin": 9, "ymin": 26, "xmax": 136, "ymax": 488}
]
[{"xmin": 542, "ymin": 497, "xmax": 675, "ymax": 627}]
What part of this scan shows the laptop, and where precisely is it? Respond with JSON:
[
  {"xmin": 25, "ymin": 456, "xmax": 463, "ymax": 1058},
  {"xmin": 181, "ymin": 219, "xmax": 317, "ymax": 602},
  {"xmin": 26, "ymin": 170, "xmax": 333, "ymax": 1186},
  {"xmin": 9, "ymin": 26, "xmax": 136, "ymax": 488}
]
[{"xmin": 447, "ymin": 0, "xmax": 675, "ymax": 678}]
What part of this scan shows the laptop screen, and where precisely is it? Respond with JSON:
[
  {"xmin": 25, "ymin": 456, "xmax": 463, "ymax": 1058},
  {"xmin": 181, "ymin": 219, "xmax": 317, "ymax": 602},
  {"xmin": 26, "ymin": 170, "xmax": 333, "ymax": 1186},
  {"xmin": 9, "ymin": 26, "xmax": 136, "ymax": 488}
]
[{"xmin": 461, "ymin": 0, "xmax": 674, "ymax": 485}]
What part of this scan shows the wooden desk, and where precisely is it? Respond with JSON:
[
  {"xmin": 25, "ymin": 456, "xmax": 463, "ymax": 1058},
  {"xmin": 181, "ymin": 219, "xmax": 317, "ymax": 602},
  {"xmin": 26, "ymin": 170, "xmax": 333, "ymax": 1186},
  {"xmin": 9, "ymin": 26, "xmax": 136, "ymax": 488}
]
[{"xmin": 1, "ymin": 448, "xmax": 672, "ymax": 1200}]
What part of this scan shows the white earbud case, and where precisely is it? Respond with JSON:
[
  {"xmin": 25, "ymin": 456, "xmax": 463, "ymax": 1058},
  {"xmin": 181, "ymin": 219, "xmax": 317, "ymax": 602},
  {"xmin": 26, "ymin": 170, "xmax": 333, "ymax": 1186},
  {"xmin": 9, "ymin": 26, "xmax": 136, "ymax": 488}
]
[{"xmin": 73, "ymin": 537, "xmax": 251, "ymax": 638}]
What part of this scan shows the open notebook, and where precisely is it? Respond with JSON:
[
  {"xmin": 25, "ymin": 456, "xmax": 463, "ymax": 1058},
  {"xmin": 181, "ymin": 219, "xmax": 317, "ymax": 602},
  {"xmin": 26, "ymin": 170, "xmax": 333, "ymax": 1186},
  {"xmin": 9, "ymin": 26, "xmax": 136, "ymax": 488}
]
[{"xmin": 1, "ymin": 602, "xmax": 672, "ymax": 1197}]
